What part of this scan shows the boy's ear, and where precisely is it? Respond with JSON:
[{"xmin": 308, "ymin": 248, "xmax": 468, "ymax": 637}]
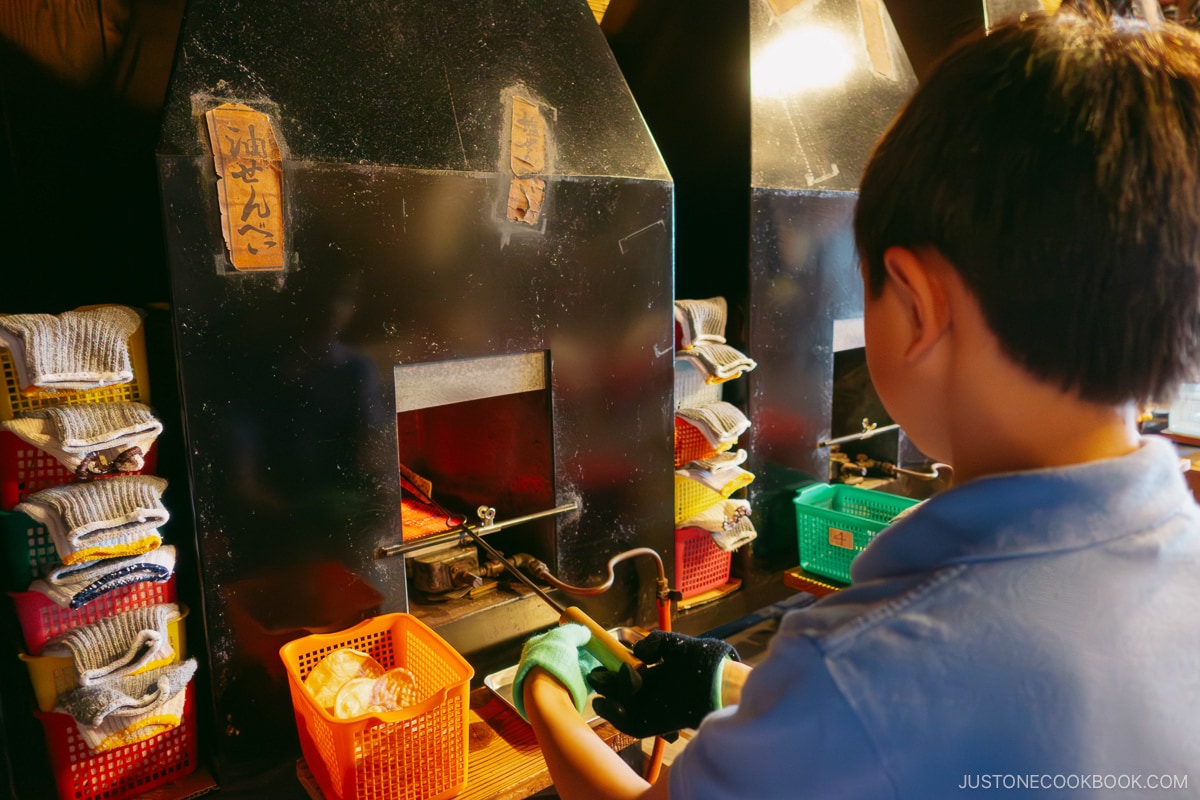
[{"xmin": 880, "ymin": 246, "xmax": 952, "ymax": 362}]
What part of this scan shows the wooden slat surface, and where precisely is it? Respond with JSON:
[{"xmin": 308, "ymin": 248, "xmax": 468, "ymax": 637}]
[
  {"xmin": 588, "ymin": 0, "xmax": 610, "ymax": 23},
  {"xmin": 782, "ymin": 566, "xmax": 845, "ymax": 598},
  {"xmin": 462, "ymin": 688, "xmax": 638, "ymax": 800},
  {"xmin": 299, "ymin": 686, "xmax": 639, "ymax": 800}
]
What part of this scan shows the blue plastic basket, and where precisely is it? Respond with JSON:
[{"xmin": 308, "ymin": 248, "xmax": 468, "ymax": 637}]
[{"xmin": 793, "ymin": 483, "xmax": 919, "ymax": 583}]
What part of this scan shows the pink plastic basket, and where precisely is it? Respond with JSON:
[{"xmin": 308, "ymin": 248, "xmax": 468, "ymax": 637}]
[
  {"xmin": 674, "ymin": 527, "xmax": 732, "ymax": 599},
  {"xmin": 11, "ymin": 575, "xmax": 176, "ymax": 655}
]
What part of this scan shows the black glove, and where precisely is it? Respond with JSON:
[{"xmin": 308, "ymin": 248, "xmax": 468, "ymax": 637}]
[{"xmin": 587, "ymin": 630, "xmax": 739, "ymax": 739}]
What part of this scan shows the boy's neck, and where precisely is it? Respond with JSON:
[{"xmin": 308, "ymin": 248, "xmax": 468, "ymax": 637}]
[{"xmin": 945, "ymin": 358, "xmax": 1141, "ymax": 485}]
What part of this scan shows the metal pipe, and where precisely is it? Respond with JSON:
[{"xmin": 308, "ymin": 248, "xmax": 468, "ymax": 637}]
[
  {"xmin": 475, "ymin": 503, "xmax": 579, "ymax": 533},
  {"xmin": 884, "ymin": 462, "xmax": 951, "ymax": 481},
  {"xmin": 533, "ymin": 546, "xmax": 668, "ymax": 598},
  {"xmin": 375, "ymin": 501, "xmax": 578, "ymax": 558},
  {"xmin": 815, "ymin": 423, "xmax": 901, "ymax": 449}
]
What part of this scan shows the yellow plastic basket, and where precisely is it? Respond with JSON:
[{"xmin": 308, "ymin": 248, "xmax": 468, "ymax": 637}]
[
  {"xmin": 674, "ymin": 475, "xmax": 724, "ymax": 526},
  {"xmin": 280, "ymin": 612, "xmax": 474, "ymax": 800},
  {"xmin": 20, "ymin": 605, "xmax": 189, "ymax": 712},
  {"xmin": 0, "ymin": 307, "xmax": 150, "ymax": 421}
]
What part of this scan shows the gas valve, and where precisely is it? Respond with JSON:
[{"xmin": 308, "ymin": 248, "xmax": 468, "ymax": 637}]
[{"xmin": 410, "ymin": 546, "xmax": 483, "ymax": 594}]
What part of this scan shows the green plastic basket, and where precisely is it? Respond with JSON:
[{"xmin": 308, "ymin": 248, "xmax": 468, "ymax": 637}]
[
  {"xmin": 0, "ymin": 510, "xmax": 55, "ymax": 592},
  {"xmin": 793, "ymin": 483, "xmax": 919, "ymax": 584}
]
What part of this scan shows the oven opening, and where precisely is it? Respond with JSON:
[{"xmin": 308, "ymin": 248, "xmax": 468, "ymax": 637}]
[
  {"xmin": 394, "ymin": 352, "xmax": 558, "ymax": 617},
  {"xmin": 829, "ymin": 345, "xmax": 945, "ymax": 498},
  {"xmin": 830, "ymin": 345, "xmax": 899, "ymax": 487}
]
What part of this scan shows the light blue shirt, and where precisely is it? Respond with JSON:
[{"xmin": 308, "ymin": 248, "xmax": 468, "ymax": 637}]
[{"xmin": 671, "ymin": 437, "xmax": 1200, "ymax": 798}]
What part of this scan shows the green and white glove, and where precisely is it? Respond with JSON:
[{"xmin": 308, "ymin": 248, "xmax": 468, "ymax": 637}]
[{"xmin": 511, "ymin": 623, "xmax": 603, "ymax": 721}]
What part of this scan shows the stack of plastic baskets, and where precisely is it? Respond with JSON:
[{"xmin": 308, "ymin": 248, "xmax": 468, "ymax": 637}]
[
  {"xmin": 793, "ymin": 483, "xmax": 920, "ymax": 583},
  {"xmin": 280, "ymin": 612, "xmax": 475, "ymax": 800},
  {"xmin": 0, "ymin": 309, "xmax": 193, "ymax": 800}
]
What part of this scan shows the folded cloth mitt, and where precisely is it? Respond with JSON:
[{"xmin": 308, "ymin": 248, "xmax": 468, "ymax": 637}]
[
  {"xmin": 57, "ymin": 658, "xmax": 196, "ymax": 752},
  {"xmin": 17, "ymin": 475, "xmax": 168, "ymax": 565},
  {"xmin": 674, "ymin": 465, "xmax": 755, "ymax": 498},
  {"xmin": 679, "ymin": 498, "xmax": 757, "ymax": 552},
  {"xmin": 511, "ymin": 623, "xmax": 602, "ymax": 721},
  {"xmin": 0, "ymin": 306, "xmax": 141, "ymax": 391},
  {"xmin": 30, "ymin": 544, "xmax": 175, "ymax": 609},
  {"xmin": 686, "ymin": 449, "xmax": 748, "ymax": 473},
  {"xmin": 677, "ymin": 341, "xmax": 757, "ymax": 384},
  {"xmin": 674, "ymin": 297, "xmax": 728, "ymax": 348},
  {"xmin": 676, "ymin": 403, "xmax": 751, "ymax": 450},
  {"xmin": 43, "ymin": 603, "xmax": 179, "ymax": 685},
  {"xmin": 1, "ymin": 401, "xmax": 161, "ymax": 477}
]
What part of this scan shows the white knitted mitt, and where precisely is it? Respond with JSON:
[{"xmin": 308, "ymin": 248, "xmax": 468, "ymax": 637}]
[
  {"xmin": 17, "ymin": 475, "xmax": 168, "ymax": 564},
  {"xmin": 0, "ymin": 306, "xmax": 141, "ymax": 390},
  {"xmin": 2, "ymin": 401, "xmax": 162, "ymax": 476},
  {"xmin": 30, "ymin": 544, "xmax": 176, "ymax": 609}
]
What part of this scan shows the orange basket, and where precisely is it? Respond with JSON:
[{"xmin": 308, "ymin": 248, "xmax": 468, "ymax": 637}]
[
  {"xmin": 674, "ymin": 417, "xmax": 731, "ymax": 468},
  {"xmin": 280, "ymin": 612, "xmax": 474, "ymax": 800},
  {"xmin": 11, "ymin": 575, "xmax": 177, "ymax": 655},
  {"xmin": 674, "ymin": 475, "xmax": 724, "ymax": 526},
  {"xmin": 34, "ymin": 683, "xmax": 196, "ymax": 800},
  {"xmin": 0, "ymin": 308, "xmax": 150, "ymax": 422},
  {"xmin": 0, "ymin": 429, "xmax": 159, "ymax": 511},
  {"xmin": 674, "ymin": 527, "xmax": 732, "ymax": 599}
]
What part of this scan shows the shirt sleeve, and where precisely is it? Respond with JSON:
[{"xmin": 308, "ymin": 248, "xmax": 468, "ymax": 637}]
[{"xmin": 668, "ymin": 629, "xmax": 894, "ymax": 800}]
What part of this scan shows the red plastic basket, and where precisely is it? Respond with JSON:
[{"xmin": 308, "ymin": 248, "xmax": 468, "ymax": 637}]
[
  {"xmin": 674, "ymin": 527, "xmax": 732, "ymax": 599},
  {"xmin": 280, "ymin": 613, "xmax": 474, "ymax": 800},
  {"xmin": 0, "ymin": 429, "xmax": 159, "ymax": 511},
  {"xmin": 34, "ymin": 683, "xmax": 196, "ymax": 800},
  {"xmin": 11, "ymin": 575, "xmax": 176, "ymax": 656}
]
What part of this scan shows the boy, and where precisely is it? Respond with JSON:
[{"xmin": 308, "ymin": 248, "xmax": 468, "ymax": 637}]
[{"xmin": 515, "ymin": 7, "xmax": 1200, "ymax": 798}]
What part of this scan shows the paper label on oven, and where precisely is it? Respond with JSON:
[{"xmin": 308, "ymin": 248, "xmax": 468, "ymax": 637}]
[{"xmin": 205, "ymin": 103, "xmax": 285, "ymax": 271}]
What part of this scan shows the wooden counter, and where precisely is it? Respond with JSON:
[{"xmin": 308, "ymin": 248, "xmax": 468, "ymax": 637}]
[{"xmin": 297, "ymin": 685, "xmax": 640, "ymax": 800}]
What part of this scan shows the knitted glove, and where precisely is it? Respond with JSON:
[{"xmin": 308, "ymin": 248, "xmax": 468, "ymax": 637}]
[
  {"xmin": 57, "ymin": 658, "xmax": 196, "ymax": 752},
  {"xmin": 511, "ymin": 623, "xmax": 602, "ymax": 721},
  {"xmin": 0, "ymin": 306, "xmax": 141, "ymax": 391},
  {"xmin": 43, "ymin": 603, "xmax": 178, "ymax": 685},
  {"xmin": 2, "ymin": 401, "xmax": 162, "ymax": 477},
  {"xmin": 674, "ymin": 297, "xmax": 729, "ymax": 347},
  {"xmin": 17, "ymin": 475, "xmax": 168, "ymax": 564},
  {"xmin": 588, "ymin": 630, "xmax": 738, "ymax": 739},
  {"xmin": 31, "ymin": 544, "xmax": 176, "ymax": 609},
  {"xmin": 58, "ymin": 657, "xmax": 196, "ymax": 726}
]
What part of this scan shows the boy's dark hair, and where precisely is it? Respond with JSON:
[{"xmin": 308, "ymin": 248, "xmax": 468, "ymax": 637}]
[{"xmin": 854, "ymin": 8, "xmax": 1200, "ymax": 405}]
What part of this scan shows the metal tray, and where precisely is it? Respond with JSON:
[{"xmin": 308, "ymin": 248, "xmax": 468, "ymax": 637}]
[{"xmin": 484, "ymin": 626, "xmax": 644, "ymax": 723}]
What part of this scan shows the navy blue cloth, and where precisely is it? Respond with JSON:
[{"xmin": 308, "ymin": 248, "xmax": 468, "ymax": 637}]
[{"xmin": 671, "ymin": 437, "xmax": 1200, "ymax": 799}]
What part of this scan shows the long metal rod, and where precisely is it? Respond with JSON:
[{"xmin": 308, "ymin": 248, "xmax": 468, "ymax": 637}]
[
  {"xmin": 375, "ymin": 502, "xmax": 577, "ymax": 558},
  {"xmin": 815, "ymin": 423, "xmax": 901, "ymax": 449},
  {"xmin": 477, "ymin": 503, "xmax": 579, "ymax": 533}
]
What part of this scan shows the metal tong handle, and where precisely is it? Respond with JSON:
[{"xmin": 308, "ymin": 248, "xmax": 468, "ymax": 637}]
[{"xmin": 561, "ymin": 606, "xmax": 643, "ymax": 673}]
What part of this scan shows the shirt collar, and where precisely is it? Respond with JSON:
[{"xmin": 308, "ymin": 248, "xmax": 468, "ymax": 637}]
[{"xmin": 850, "ymin": 436, "xmax": 1193, "ymax": 582}]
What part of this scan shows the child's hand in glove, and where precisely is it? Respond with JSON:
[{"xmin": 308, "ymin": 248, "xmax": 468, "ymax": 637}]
[
  {"xmin": 511, "ymin": 623, "xmax": 603, "ymax": 721},
  {"xmin": 587, "ymin": 630, "xmax": 738, "ymax": 739}
]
